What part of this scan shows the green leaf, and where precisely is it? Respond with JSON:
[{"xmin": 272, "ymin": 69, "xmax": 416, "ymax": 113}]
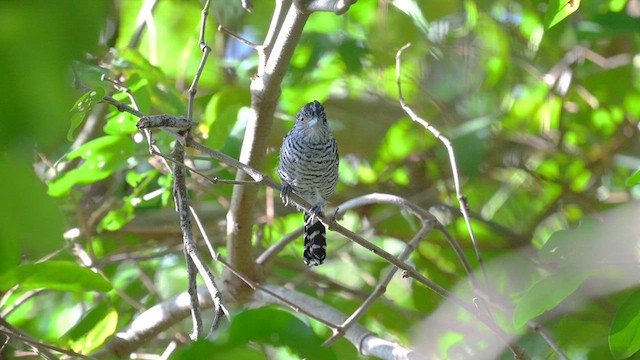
[
  {"xmin": 72, "ymin": 61, "xmax": 112, "ymax": 89},
  {"xmin": 103, "ymin": 112, "xmax": 139, "ymax": 135},
  {"xmin": 227, "ymin": 307, "xmax": 336, "ymax": 360},
  {"xmin": 539, "ymin": 219, "xmax": 599, "ymax": 262},
  {"xmin": 99, "ymin": 202, "xmax": 134, "ymax": 231},
  {"xmin": 63, "ymin": 301, "xmax": 111, "ymax": 341},
  {"xmin": 544, "ymin": 0, "xmax": 580, "ymax": 30},
  {"xmin": 610, "ymin": 289, "xmax": 640, "ymax": 359},
  {"xmin": 513, "ymin": 269, "xmax": 590, "ymax": 329},
  {"xmin": 0, "ymin": 261, "xmax": 112, "ymax": 292},
  {"xmin": 626, "ymin": 169, "xmax": 640, "ymax": 187},
  {"xmin": 69, "ymin": 305, "xmax": 118, "ymax": 353},
  {"xmin": 48, "ymin": 135, "xmax": 135, "ymax": 197},
  {"xmin": 68, "ymin": 87, "xmax": 106, "ymax": 141}
]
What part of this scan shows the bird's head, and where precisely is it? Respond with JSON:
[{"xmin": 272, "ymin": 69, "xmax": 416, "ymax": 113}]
[{"xmin": 293, "ymin": 100, "xmax": 332, "ymax": 140}]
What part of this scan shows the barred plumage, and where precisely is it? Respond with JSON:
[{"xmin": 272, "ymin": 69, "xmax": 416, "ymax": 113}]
[{"xmin": 278, "ymin": 100, "xmax": 339, "ymax": 266}]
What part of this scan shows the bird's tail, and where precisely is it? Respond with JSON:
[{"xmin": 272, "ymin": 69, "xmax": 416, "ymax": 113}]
[{"xmin": 303, "ymin": 213, "xmax": 326, "ymax": 266}]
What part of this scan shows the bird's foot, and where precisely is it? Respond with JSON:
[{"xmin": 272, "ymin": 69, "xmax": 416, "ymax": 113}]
[
  {"xmin": 305, "ymin": 205, "xmax": 322, "ymax": 226},
  {"xmin": 280, "ymin": 183, "xmax": 293, "ymax": 206}
]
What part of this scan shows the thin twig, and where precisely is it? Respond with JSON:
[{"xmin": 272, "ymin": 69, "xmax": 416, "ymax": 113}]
[
  {"xmin": 395, "ymin": 43, "xmax": 487, "ymax": 283},
  {"xmin": 187, "ymin": 44, "xmax": 210, "ymax": 122},
  {"xmin": 172, "ymin": 140, "xmax": 204, "ymax": 339},
  {"xmin": 528, "ymin": 322, "xmax": 569, "ymax": 360},
  {"xmin": 102, "ymin": 95, "xmax": 145, "ymax": 117},
  {"xmin": 198, "ymin": 0, "xmax": 211, "ymax": 49},
  {"xmin": 218, "ymin": 25, "xmax": 259, "ymax": 49},
  {"xmin": 323, "ymin": 224, "xmax": 432, "ymax": 346},
  {"xmin": 0, "ymin": 290, "xmax": 44, "ymax": 318},
  {"xmin": 0, "ymin": 320, "xmax": 90, "ymax": 359},
  {"xmin": 149, "ymin": 147, "xmax": 260, "ymax": 186},
  {"xmin": 256, "ymin": 226, "xmax": 304, "ymax": 265}
]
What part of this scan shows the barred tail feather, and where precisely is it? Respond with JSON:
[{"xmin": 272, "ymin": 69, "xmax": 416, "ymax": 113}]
[{"xmin": 303, "ymin": 213, "xmax": 326, "ymax": 266}]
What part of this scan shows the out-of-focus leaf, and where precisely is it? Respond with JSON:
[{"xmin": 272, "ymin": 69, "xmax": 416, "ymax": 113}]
[
  {"xmin": 227, "ymin": 307, "xmax": 336, "ymax": 360},
  {"xmin": 0, "ymin": 261, "xmax": 112, "ymax": 292},
  {"xmin": 68, "ymin": 87, "xmax": 106, "ymax": 140},
  {"xmin": 48, "ymin": 135, "xmax": 134, "ymax": 197},
  {"xmin": 63, "ymin": 301, "xmax": 110, "ymax": 341},
  {"xmin": 624, "ymin": 92, "xmax": 640, "ymax": 118},
  {"xmin": 104, "ymin": 112, "xmax": 139, "ymax": 135},
  {"xmin": 72, "ymin": 61, "xmax": 112, "ymax": 89},
  {"xmin": 99, "ymin": 202, "xmax": 134, "ymax": 231},
  {"xmin": 513, "ymin": 268, "xmax": 590, "ymax": 329},
  {"xmin": 69, "ymin": 305, "xmax": 118, "ymax": 353},
  {"xmin": 539, "ymin": 219, "xmax": 599, "ymax": 262},
  {"xmin": 609, "ymin": 289, "xmax": 640, "ymax": 359},
  {"xmin": 116, "ymin": 2, "xmax": 220, "ymax": 87},
  {"xmin": 626, "ymin": 169, "xmax": 640, "ymax": 187},
  {"xmin": 544, "ymin": 0, "xmax": 580, "ymax": 30}
]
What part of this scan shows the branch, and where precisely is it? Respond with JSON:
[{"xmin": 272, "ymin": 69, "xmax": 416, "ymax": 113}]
[
  {"xmin": 223, "ymin": 1, "xmax": 312, "ymax": 294},
  {"xmin": 255, "ymin": 284, "xmax": 414, "ymax": 360},
  {"xmin": 324, "ymin": 224, "xmax": 432, "ymax": 346},
  {"xmin": 96, "ymin": 280, "xmax": 413, "ymax": 360},
  {"xmin": 94, "ymin": 286, "xmax": 214, "ymax": 358},
  {"xmin": 395, "ymin": 43, "xmax": 486, "ymax": 283}
]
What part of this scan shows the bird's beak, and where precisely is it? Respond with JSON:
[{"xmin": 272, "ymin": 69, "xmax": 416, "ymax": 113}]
[{"xmin": 308, "ymin": 116, "xmax": 318, "ymax": 127}]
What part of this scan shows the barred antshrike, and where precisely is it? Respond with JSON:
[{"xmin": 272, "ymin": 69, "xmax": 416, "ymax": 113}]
[{"xmin": 278, "ymin": 100, "xmax": 339, "ymax": 266}]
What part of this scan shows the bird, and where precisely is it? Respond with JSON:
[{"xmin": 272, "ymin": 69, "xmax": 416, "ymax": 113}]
[{"xmin": 278, "ymin": 100, "xmax": 339, "ymax": 266}]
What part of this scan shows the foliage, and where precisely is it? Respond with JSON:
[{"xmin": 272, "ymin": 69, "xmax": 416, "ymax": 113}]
[{"xmin": 1, "ymin": 0, "xmax": 639, "ymax": 359}]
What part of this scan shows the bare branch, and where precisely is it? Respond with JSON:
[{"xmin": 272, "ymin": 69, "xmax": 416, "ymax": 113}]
[
  {"xmin": 102, "ymin": 95, "xmax": 145, "ymax": 118},
  {"xmin": 173, "ymin": 139, "xmax": 204, "ymax": 338},
  {"xmin": 137, "ymin": 114, "xmax": 197, "ymax": 130},
  {"xmin": 324, "ymin": 224, "xmax": 432, "ymax": 346},
  {"xmin": 255, "ymin": 226, "xmax": 304, "ymax": 265},
  {"xmin": 255, "ymin": 285, "xmax": 415, "ymax": 360},
  {"xmin": 395, "ymin": 44, "xmax": 487, "ymax": 290},
  {"xmin": 528, "ymin": 322, "xmax": 569, "ymax": 360},
  {"xmin": 218, "ymin": 25, "xmax": 259, "ymax": 49},
  {"xmin": 198, "ymin": 0, "xmax": 212, "ymax": 49},
  {"xmin": 187, "ymin": 43, "xmax": 211, "ymax": 122}
]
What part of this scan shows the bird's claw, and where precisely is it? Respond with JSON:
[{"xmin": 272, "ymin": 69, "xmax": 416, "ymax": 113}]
[
  {"xmin": 305, "ymin": 205, "xmax": 322, "ymax": 226},
  {"xmin": 280, "ymin": 183, "xmax": 292, "ymax": 206}
]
